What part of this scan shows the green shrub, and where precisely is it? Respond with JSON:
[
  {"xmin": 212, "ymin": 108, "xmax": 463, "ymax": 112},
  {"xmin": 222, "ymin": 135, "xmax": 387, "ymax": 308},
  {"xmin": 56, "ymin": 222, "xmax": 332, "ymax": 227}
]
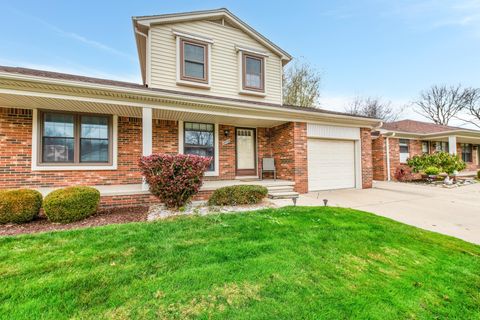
[
  {"xmin": 43, "ymin": 186, "xmax": 100, "ymax": 223},
  {"xmin": 0, "ymin": 189, "xmax": 43, "ymax": 224},
  {"xmin": 477, "ymin": 170, "xmax": 480, "ymax": 180},
  {"xmin": 407, "ymin": 152, "xmax": 466, "ymax": 174},
  {"xmin": 208, "ymin": 185, "xmax": 268, "ymax": 206},
  {"xmin": 424, "ymin": 166, "xmax": 440, "ymax": 175}
]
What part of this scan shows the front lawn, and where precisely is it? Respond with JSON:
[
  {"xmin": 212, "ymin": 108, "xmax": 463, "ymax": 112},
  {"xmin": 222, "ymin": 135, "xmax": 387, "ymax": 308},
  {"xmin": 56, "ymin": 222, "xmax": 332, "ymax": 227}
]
[{"xmin": 1, "ymin": 207, "xmax": 479, "ymax": 319}]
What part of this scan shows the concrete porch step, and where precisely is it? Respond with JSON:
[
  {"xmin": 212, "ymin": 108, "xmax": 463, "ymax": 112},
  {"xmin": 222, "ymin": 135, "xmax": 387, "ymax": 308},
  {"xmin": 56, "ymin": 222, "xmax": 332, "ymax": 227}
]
[
  {"xmin": 268, "ymin": 191, "xmax": 300, "ymax": 199},
  {"xmin": 267, "ymin": 185, "xmax": 295, "ymax": 192}
]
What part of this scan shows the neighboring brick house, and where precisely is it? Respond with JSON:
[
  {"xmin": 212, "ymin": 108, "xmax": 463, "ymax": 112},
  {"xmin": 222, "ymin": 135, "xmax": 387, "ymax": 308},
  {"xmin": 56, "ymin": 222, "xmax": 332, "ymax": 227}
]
[
  {"xmin": 372, "ymin": 119, "xmax": 480, "ymax": 181},
  {"xmin": 0, "ymin": 9, "xmax": 380, "ymax": 207}
]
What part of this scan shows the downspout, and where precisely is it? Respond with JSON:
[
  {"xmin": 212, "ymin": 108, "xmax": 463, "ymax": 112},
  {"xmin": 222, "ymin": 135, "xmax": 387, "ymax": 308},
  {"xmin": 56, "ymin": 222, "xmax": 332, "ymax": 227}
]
[{"xmin": 385, "ymin": 132, "xmax": 396, "ymax": 181}]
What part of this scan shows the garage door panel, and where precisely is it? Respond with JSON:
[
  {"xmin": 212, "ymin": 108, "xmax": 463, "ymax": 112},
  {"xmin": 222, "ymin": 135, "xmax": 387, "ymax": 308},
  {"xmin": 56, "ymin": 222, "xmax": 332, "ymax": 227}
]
[{"xmin": 307, "ymin": 139, "xmax": 356, "ymax": 191}]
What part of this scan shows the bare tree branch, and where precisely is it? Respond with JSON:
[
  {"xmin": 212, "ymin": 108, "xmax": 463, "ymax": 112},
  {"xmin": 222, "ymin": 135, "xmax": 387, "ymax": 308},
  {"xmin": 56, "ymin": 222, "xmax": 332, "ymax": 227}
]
[
  {"xmin": 414, "ymin": 84, "xmax": 477, "ymax": 125},
  {"xmin": 344, "ymin": 96, "xmax": 404, "ymax": 122},
  {"xmin": 283, "ymin": 59, "xmax": 321, "ymax": 107}
]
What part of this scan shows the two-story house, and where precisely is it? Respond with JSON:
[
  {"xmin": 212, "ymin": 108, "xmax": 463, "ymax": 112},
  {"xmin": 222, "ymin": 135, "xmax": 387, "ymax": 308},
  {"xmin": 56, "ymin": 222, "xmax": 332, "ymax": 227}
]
[{"xmin": 0, "ymin": 8, "xmax": 380, "ymax": 208}]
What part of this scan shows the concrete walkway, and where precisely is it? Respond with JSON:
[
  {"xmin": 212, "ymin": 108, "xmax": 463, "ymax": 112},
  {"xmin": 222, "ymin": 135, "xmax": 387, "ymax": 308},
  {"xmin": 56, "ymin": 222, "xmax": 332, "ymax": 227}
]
[{"xmin": 273, "ymin": 181, "xmax": 480, "ymax": 245}]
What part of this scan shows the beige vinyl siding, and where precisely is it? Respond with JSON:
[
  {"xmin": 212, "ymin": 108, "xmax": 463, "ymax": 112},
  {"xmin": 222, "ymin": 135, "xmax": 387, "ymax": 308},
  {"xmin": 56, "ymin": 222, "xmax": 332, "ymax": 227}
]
[{"xmin": 149, "ymin": 20, "xmax": 283, "ymax": 104}]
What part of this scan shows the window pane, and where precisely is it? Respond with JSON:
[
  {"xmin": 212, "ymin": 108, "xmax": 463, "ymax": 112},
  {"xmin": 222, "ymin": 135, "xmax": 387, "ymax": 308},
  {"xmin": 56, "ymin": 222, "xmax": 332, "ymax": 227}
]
[
  {"xmin": 422, "ymin": 142, "xmax": 429, "ymax": 153},
  {"xmin": 184, "ymin": 43, "xmax": 204, "ymax": 63},
  {"xmin": 185, "ymin": 61, "xmax": 204, "ymax": 79},
  {"xmin": 81, "ymin": 116, "xmax": 108, "ymax": 139},
  {"xmin": 81, "ymin": 139, "xmax": 109, "ymax": 162},
  {"xmin": 184, "ymin": 122, "xmax": 215, "ymax": 171},
  {"xmin": 245, "ymin": 56, "xmax": 262, "ymax": 88},
  {"xmin": 43, "ymin": 137, "xmax": 74, "ymax": 162},
  {"xmin": 44, "ymin": 113, "xmax": 74, "ymax": 137},
  {"xmin": 185, "ymin": 131, "xmax": 214, "ymax": 146}
]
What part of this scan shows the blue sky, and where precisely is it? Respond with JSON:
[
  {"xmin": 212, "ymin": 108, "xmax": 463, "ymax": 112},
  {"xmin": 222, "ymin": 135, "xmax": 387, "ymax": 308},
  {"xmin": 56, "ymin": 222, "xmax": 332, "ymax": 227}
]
[{"xmin": 1, "ymin": 0, "xmax": 480, "ymax": 123}]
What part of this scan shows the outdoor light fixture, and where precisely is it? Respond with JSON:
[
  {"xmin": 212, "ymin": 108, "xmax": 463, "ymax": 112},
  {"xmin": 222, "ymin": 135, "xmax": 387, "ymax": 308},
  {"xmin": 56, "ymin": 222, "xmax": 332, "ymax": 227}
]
[
  {"xmin": 223, "ymin": 129, "xmax": 230, "ymax": 137},
  {"xmin": 323, "ymin": 199, "xmax": 328, "ymax": 206}
]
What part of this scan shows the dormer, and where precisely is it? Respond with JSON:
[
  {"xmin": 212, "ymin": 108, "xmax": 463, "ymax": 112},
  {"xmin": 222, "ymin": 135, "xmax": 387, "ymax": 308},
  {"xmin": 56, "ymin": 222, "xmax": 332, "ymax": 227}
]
[{"xmin": 132, "ymin": 8, "xmax": 292, "ymax": 105}]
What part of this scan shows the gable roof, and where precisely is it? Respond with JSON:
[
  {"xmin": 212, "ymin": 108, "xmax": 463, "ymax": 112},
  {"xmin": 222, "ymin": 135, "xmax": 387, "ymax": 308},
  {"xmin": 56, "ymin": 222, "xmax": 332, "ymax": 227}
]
[
  {"xmin": 0, "ymin": 65, "xmax": 380, "ymax": 126},
  {"xmin": 132, "ymin": 8, "xmax": 292, "ymax": 83},
  {"xmin": 381, "ymin": 120, "xmax": 463, "ymax": 134}
]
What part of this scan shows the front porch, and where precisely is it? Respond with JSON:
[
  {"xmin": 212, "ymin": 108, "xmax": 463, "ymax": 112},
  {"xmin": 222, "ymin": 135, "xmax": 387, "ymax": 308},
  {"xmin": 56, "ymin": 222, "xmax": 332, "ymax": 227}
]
[
  {"xmin": 35, "ymin": 179, "xmax": 296, "ymax": 209},
  {"xmin": 36, "ymin": 179, "xmax": 294, "ymax": 197}
]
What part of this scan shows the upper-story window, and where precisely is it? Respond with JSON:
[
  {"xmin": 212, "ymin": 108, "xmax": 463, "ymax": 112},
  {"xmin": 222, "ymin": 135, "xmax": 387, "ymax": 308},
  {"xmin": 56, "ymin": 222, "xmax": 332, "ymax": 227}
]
[
  {"xmin": 242, "ymin": 53, "xmax": 265, "ymax": 92},
  {"xmin": 180, "ymin": 39, "xmax": 208, "ymax": 83}
]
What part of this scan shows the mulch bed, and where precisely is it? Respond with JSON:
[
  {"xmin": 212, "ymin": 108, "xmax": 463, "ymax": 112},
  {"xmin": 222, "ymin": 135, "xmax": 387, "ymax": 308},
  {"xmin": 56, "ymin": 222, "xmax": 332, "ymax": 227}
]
[{"xmin": 0, "ymin": 206, "xmax": 149, "ymax": 236}]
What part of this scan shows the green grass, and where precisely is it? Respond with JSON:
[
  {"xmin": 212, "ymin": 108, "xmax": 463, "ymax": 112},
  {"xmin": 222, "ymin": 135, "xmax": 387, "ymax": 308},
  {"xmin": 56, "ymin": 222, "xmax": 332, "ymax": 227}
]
[{"xmin": 1, "ymin": 207, "xmax": 479, "ymax": 319}]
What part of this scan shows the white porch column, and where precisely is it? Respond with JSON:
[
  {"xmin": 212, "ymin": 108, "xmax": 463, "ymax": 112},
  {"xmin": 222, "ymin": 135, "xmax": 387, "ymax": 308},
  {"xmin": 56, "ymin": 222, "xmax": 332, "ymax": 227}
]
[
  {"xmin": 448, "ymin": 136, "xmax": 457, "ymax": 155},
  {"xmin": 142, "ymin": 107, "xmax": 153, "ymax": 191}
]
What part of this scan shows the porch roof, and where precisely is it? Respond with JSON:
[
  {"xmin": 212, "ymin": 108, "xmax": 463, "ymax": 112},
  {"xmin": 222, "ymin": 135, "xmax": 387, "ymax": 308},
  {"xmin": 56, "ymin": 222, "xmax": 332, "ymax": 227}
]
[{"xmin": 0, "ymin": 65, "xmax": 381, "ymax": 128}]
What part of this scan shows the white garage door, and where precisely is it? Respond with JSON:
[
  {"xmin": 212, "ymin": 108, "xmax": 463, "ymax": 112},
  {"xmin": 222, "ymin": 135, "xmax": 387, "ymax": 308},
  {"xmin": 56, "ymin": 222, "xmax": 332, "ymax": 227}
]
[{"xmin": 307, "ymin": 139, "xmax": 356, "ymax": 191}]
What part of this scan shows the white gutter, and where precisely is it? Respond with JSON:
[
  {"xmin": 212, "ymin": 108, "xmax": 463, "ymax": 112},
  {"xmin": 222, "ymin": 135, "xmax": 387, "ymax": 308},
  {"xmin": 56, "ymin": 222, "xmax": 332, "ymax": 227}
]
[{"xmin": 134, "ymin": 27, "xmax": 148, "ymax": 38}]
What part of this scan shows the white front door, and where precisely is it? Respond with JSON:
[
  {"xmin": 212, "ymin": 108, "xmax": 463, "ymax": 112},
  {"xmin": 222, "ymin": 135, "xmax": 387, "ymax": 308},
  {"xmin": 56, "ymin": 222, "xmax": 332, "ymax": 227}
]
[
  {"xmin": 236, "ymin": 128, "xmax": 256, "ymax": 176},
  {"xmin": 307, "ymin": 138, "xmax": 356, "ymax": 191}
]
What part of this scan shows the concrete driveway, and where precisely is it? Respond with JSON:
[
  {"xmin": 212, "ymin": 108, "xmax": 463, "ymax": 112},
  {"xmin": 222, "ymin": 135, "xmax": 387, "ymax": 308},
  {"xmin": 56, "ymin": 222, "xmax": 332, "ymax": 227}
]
[{"xmin": 275, "ymin": 181, "xmax": 480, "ymax": 245}]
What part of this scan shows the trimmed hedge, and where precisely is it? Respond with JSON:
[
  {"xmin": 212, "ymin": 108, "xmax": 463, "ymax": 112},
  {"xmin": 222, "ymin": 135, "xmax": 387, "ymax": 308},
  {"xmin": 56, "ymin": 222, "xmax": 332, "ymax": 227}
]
[
  {"xmin": 139, "ymin": 153, "xmax": 211, "ymax": 209},
  {"xmin": 43, "ymin": 186, "xmax": 100, "ymax": 223},
  {"xmin": 208, "ymin": 185, "xmax": 268, "ymax": 206},
  {"xmin": 0, "ymin": 189, "xmax": 43, "ymax": 224}
]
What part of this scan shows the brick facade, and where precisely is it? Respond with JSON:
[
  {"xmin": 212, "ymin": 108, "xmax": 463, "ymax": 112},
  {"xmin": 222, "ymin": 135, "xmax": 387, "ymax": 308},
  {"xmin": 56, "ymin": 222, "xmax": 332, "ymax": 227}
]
[
  {"xmin": 270, "ymin": 122, "xmax": 308, "ymax": 193},
  {"xmin": 372, "ymin": 135, "xmax": 480, "ymax": 181},
  {"xmin": 1, "ymin": 107, "xmax": 377, "ymax": 205},
  {"xmin": 360, "ymin": 128, "xmax": 373, "ymax": 189},
  {"xmin": 0, "ymin": 108, "xmax": 182, "ymax": 188}
]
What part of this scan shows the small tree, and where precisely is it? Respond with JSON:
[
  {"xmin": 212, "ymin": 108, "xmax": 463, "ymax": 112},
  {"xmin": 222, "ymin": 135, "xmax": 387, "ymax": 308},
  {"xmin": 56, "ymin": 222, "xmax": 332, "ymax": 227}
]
[
  {"xmin": 139, "ymin": 154, "xmax": 211, "ymax": 209},
  {"xmin": 345, "ymin": 96, "xmax": 403, "ymax": 121},
  {"xmin": 414, "ymin": 84, "xmax": 477, "ymax": 125},
  {"xmin": 462, "ymin": 88, "xmax": 480, "ymax": 128},
  {"xmin": 283, "ymin": 59, "xmax": 321, "ymax": 107}
]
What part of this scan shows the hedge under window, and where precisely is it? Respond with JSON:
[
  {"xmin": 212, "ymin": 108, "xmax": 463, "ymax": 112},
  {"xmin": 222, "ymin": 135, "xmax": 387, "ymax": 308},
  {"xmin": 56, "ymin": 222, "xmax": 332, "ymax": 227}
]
[
  {"xmin": 40, "ymin": 112, "xmax": 111, "ymax": 165},
  {"xmin": 184, "ymin": 122, "xmax": 214, "ymax": 171}
]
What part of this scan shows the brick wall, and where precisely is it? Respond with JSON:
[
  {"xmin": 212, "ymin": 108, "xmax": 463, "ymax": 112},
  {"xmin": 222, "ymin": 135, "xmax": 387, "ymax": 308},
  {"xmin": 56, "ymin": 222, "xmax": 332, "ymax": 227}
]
[
  {"xmin": 360, "ymin": 128, "xmax": 373, "ymax": 188},
  {"xmin": 372, "ymin": 136, "xmax": 386, "ymax": 181},
  {"xmin": 270, "ymin": 122, "xmax": 308, "ymax": 193},
  {"xmin": 216, "ymin": 124, "xmax": 236, "ymax": 180},
  {"xmin": 0, "ymin": 108, "xmax": 178, "ymax": 189}
]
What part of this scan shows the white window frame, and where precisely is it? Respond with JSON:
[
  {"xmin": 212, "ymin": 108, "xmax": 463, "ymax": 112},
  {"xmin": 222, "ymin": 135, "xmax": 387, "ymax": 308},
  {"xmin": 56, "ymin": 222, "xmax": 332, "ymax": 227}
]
[
  {"xmin": 31, "ymin": 109, "xmax": 118, "ymax": 171},
  {"xmin": 399, "ymin": 139, "xmax": 410, "ymax": 163},
  {"xmin": 236, "ymin": 46, "xmax": 268, "ymax": 97},
  {"xmin": 178, "ymin": 120, "xmax": 219, "ymax": 177},
  {"xmin": 174, "ymin": 30, "xmax": 213, "ymax": 89}
]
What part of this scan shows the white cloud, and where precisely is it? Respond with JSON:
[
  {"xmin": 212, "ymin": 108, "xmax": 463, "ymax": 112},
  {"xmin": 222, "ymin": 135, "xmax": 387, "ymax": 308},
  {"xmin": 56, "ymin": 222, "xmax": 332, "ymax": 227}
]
[
  {"xmin": 6, "ymin": 6, "xmax": 135, "ymax": 61},
  {"xmin": 386, "ymin": 0, "xmax": 480, "ymax": 34},
  {"xmin": 0, "ymin": 57, "xmax": 141, "ymax": 83}
]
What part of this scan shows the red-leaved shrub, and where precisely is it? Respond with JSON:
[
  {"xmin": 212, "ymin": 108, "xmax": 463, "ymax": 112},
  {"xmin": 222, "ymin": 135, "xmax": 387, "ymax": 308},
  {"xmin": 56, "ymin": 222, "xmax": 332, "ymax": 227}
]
[
  {"xmin": 139, "ymin": 154, "xmax": 211, "ymax": 208},
  {"xmin": 394, "ymin": 166, "xmax": 419, "ymax": 182}
]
